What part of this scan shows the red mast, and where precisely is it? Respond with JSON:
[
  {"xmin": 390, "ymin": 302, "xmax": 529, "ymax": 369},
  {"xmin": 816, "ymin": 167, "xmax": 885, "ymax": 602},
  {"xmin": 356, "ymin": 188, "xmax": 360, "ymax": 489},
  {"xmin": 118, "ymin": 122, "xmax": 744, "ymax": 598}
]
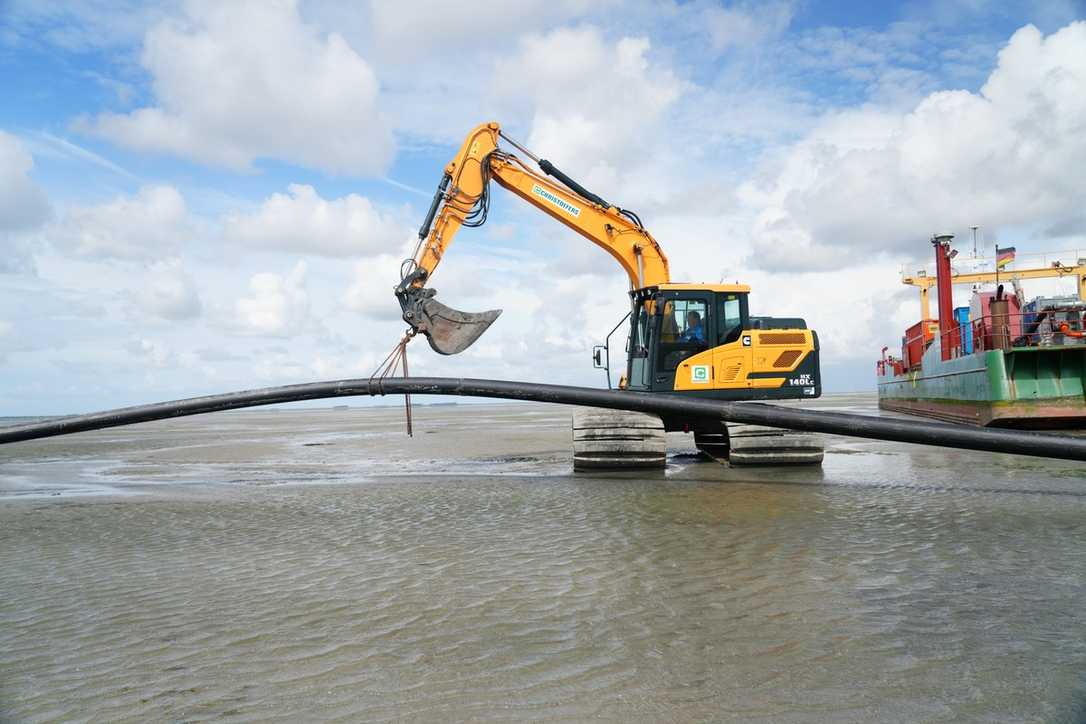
[{"xmin": 932, "ymin": 233, "xmax": 956, "ymax": 361}]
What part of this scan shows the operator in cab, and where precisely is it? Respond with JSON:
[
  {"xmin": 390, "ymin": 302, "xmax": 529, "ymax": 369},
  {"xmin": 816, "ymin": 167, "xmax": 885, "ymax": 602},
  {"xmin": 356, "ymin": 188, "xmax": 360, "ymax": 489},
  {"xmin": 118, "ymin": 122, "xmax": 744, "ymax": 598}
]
[{"xmin": 680, "ymin": 311, "xmax": 705, "ymax": 343}]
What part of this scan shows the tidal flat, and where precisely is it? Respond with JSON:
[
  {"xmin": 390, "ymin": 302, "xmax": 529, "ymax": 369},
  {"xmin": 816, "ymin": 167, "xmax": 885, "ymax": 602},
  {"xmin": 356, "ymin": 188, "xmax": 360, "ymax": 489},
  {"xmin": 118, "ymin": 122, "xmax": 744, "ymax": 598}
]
[{"xmin": 2, "ymin": 396, "xmax": 1085, "ymax": 722}]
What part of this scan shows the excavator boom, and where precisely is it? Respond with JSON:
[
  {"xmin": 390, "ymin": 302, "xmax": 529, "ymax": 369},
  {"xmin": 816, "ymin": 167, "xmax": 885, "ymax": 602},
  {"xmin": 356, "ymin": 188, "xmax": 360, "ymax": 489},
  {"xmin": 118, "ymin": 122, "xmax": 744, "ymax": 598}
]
[{"xmin": 395, "ymin": 121, "xmax": 668, "ymax": 354}]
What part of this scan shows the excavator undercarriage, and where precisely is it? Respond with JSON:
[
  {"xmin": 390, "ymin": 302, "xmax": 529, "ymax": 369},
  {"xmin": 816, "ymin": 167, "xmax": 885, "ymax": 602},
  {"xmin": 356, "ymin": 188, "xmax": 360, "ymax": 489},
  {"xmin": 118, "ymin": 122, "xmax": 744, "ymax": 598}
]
[{"xmin": 571, "ymin": 410, "xmax": 824, "ymax": 470}]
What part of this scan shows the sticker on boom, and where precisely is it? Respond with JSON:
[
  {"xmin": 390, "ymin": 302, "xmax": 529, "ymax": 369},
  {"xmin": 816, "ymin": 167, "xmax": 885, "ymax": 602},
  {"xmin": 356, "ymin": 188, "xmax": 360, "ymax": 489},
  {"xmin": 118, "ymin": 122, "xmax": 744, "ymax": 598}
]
[
  {"xmin": 531, "ymin": 184, "xmax": 581, "ymax": 217},
  {"xmin": 691, "ymin": 365, "xmax": 711, "ymax": 383}
]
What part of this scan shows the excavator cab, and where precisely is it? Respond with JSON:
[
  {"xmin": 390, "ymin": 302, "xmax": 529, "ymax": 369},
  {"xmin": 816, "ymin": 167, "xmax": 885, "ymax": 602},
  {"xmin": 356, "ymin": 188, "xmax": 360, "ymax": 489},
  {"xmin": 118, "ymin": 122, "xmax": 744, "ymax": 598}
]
[
  {"xmin": 624, "ymin": 285, "xmax": 820, "ymax": 401},
  {"xmin": 627, "ymin": 287, "xmax": 727, "ymax": 392}
]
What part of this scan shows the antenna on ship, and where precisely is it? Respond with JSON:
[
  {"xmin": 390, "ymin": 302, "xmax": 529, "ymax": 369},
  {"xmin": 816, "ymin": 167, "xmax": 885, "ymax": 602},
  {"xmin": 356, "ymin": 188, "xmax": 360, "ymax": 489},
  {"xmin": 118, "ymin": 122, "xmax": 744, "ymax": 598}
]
[{"xmin": 971, "ymin": 226, "xmax": 980, "ymax": 293}]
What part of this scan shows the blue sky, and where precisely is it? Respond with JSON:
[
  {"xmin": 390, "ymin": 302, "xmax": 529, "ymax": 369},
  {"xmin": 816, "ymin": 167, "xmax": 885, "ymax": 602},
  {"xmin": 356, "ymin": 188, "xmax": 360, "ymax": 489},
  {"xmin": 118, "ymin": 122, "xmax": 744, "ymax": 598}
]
[{"xmin": 1, "ymin": 0, "xmax": 1085, "ymax": 415}]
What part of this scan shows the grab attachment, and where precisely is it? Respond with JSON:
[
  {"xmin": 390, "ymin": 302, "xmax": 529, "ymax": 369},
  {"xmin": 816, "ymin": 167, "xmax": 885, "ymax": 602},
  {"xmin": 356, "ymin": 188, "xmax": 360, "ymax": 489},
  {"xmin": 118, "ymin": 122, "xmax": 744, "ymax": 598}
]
[{"xmin": 396, "ymin": 285, "xmax": 501, "ymax": 355}]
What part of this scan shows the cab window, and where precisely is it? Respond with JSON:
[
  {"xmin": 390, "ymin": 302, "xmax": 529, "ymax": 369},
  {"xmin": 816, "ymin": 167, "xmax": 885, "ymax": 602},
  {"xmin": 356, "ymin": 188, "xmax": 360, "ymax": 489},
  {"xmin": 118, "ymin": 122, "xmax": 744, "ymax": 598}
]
[
  {"xmin": 718, "ymin": 294, "xmax": 743, "ymax": 344},
  {"xmin": 657, "ymin": 297, "xmax": 709, "ymax": 371}
]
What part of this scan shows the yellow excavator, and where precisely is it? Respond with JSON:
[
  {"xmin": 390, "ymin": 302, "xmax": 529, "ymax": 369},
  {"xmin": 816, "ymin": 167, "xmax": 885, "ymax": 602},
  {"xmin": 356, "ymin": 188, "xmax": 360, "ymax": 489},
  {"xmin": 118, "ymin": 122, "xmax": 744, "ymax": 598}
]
[{"xmin": 395, "ymin": 122, "xmax": 823, "ymax": 466}]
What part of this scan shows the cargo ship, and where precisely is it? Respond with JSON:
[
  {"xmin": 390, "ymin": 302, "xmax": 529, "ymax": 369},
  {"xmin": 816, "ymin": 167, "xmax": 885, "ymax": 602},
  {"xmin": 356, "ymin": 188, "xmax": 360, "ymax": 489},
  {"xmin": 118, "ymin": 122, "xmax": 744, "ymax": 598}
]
[{"xmin": 876, "ymin": 234, "xmax": 1086, "ymax": 428}]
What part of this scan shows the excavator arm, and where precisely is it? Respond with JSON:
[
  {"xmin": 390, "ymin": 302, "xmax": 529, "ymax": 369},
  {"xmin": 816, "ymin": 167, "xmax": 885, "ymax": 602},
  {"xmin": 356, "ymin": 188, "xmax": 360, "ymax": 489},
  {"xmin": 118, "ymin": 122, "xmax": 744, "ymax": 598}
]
[{"xmin": 395, "ymin": 121, "xmax": 669, "ymax": 355}]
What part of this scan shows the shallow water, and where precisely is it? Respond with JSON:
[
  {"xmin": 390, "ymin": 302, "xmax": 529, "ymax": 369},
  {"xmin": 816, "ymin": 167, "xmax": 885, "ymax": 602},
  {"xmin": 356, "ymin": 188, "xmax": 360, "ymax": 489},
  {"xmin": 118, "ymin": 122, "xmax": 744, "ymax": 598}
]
[{"xmin": 2, "ymin": 396, "xmax": 1086, "ymax": 721}]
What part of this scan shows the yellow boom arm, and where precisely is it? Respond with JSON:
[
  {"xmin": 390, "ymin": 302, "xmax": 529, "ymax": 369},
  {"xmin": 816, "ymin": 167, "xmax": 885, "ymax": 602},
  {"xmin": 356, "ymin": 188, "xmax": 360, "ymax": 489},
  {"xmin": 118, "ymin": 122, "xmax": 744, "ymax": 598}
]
[{"xmin": 396, "ymin": 122, "xmax": 670, "ymax": 354}]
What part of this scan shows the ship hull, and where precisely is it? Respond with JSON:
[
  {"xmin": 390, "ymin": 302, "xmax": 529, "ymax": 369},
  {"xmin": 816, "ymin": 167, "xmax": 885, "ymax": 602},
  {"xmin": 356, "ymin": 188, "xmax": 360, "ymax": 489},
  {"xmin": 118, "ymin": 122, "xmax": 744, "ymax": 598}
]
[
  {"xmin": 877, "ymin": 347, "xmax": 1086, "ymax": 428},
  {"xmin": 878, "ymin": 395, "xmax": 1086, "ymax": 428}
]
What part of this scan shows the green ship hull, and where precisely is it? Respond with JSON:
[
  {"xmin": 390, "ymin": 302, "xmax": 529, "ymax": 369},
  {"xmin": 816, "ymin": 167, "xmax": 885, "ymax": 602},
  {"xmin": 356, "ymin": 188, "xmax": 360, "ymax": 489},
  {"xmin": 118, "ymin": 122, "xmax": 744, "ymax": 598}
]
[{"xmin": 877, "ymin": 344, "xmax": 1086, "ymax": 428}]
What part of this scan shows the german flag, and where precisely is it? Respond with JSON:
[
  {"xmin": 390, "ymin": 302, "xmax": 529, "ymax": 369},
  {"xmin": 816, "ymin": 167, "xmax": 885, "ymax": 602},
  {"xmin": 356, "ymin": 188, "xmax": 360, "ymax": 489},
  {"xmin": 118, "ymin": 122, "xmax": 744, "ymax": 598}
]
[{"xmin": 996, "ymin": 246, "xmax": 1016, "ymax": 269}]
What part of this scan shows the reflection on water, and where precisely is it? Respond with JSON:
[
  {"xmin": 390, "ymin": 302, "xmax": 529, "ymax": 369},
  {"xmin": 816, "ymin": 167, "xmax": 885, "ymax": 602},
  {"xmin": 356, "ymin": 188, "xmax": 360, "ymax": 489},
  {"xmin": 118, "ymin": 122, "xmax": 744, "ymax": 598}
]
[{"xmin": 2, "ymin": 396, "xmax": 1086, "ymax": 721}]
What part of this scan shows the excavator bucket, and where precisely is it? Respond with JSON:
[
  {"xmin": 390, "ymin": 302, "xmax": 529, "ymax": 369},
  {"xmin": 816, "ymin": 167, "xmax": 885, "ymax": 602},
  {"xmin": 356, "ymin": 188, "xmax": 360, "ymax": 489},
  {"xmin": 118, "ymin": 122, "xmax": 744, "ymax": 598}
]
[
  {"xmin": 398, "ymin": 286, "xmax": 501, "ymax": 355},
  {"xmin": 418, "ymin": 297, "xmax": 502, "ymax": 355}
]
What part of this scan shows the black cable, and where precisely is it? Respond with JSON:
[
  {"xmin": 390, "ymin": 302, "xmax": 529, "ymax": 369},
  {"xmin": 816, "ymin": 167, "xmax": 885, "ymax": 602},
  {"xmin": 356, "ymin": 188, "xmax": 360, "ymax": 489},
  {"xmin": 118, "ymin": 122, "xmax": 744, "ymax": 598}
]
[
  {"xmin": 461, "ymin": 152, "xmax": 495, "ymax": 228},
  {"xmin": 3, "ymin": 377, "xmax": 1086, "ymax": 463},
  {"xmin": 618, "ymin": 207, "xmax": 644, "ymax": 229}
]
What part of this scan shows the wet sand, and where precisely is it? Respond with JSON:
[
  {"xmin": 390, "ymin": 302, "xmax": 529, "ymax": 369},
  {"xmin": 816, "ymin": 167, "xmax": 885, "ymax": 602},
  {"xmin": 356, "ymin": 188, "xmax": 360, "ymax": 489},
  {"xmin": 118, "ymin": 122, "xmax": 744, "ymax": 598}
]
[{"xmin": 2, "ymin": 396, "xmax": 1086, "ymax": 721}]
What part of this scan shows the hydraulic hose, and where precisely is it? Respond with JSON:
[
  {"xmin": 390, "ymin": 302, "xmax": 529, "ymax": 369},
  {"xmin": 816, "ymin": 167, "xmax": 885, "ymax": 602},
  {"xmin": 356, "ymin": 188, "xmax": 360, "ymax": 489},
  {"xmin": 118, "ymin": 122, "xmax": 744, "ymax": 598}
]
[{"xmin": 1, "ymin": 377, "xmax": 1085, "ymax": 462}]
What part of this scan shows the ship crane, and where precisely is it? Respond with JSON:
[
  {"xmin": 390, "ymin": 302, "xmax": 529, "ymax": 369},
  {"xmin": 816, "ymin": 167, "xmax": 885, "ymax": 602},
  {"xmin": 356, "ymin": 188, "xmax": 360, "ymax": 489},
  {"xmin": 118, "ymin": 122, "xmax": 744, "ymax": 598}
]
[{"xmin": 902, "ymin": 258, "xmax": 1086, "ymax": 321}]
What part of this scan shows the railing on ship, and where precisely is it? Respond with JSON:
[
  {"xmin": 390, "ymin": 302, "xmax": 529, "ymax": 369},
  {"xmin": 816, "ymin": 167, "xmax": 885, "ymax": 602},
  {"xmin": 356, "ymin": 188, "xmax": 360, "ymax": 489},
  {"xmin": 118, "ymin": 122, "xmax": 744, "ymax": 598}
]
[{"xmin": 879, "ymin": 312, "xmax": 1086, "ymax": 376}]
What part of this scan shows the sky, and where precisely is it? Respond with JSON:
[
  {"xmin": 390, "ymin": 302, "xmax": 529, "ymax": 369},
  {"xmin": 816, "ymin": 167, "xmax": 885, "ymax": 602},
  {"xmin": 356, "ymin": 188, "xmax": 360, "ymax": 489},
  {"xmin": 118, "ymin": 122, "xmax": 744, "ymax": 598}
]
[{"xmin": 1, "ymin": 0, "xmax": 1085, "ymax": 415}]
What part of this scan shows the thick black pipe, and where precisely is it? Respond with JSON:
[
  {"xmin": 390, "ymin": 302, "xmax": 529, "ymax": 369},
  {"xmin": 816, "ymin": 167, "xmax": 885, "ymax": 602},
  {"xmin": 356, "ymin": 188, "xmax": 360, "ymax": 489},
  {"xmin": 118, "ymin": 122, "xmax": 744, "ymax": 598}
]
[{"xmin": 1, "ymin": 377, "xmax": 1085, "ymax": 463}]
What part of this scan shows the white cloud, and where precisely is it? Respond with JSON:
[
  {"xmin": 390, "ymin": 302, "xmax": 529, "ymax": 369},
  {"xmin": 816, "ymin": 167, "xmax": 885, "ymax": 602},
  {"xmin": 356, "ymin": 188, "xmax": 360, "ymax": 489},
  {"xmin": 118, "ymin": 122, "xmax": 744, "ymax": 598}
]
[
  {"xmin": 22, "ymin": 132, "xmax": 137, "ymax": 180},
  {"xmin": 703, "ymin": 1, "xmax": 795, "ymax": 52},
  {"xmin": 2, "ymin": 0, "xmax": 179, "ymax": 51},
  {"xmin": 742, "ymin": 21, "xmax": 1086, "ymax": 270},
  {"xmin": 84, "ymin": 0, "xmax": 392, "ymax": 174},
  {"xmin": 343, "ymin": 254, "xmax": 408, "ymax": 321},
  {"xmin": 224, "ymin": 184, "xmax": 408, "ymax": 256},
  {"xmin": 364, "ymin": 0, "xmax": 598, "ymax": 60},
  {"xmin": 499, "ymin": 27, "xmax": 686, "ymax": 174},
  {"xmin": 128, "ymin": 337, "xmax": 174, "ymax": 368},
  {"xmin": 139, "ymin": 258, "xmax": 202, "ymax": 320},
  {"xmin": 235, "ymin": 260, "xmax": 312, "ymax": 336},
  {"xmin": 0, "ymin": 131, "xmax": 51, "ymax": 232},
  {"xmin": 56, "ymin": 185, "xmax": 189, "ymax": 259}
]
